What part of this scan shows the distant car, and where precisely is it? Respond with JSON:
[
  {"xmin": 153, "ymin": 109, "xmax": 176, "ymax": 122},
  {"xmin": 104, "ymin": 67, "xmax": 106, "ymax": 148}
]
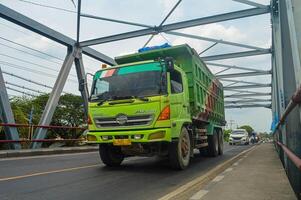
[{"xmin": 229, "ymin": 129, "xmax": 249, "ymax": 145}]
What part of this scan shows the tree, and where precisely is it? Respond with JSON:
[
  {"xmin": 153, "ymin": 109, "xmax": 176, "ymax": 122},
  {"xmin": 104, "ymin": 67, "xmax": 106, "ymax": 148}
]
[
  {"xmin": 223, "ymin": 129, "xmax": 231, "ymax": 142},
  {"xmin": 2, "ymin": 93, "xmax": 86, "ymax": 148},
  {"xmin": 238, "ymin": 125, "xmax": 254, "ymax": 136}
]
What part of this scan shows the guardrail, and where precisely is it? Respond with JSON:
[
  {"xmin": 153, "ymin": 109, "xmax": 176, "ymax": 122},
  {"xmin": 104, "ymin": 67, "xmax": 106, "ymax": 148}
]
[
  {"xmin": 0, "ymin": 123, "xmax": 87, "ymax": 145},
  {"xmin": 274, "ymin": 84, "xmax": 301, "ymax": 171}
]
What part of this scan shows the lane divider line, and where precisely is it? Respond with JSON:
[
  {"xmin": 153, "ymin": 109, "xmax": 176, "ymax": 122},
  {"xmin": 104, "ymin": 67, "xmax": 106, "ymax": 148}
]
[
  {"xmin": 0, "ymin": 164, "xmax": 100, "ymax": 182},
  {"xmin": 212, "ymin": 175, "xmax": 224, "ymax": 182},
  {"xmin": 224, "ymin": 167, "xmax": 233, "ymax": 173},
  {"xmin": 189, "ymin": 190, "xmax": 208, "ymax": 200},
  {"xmin": 0, "ymin": 151, "xmax": 98, "ymax": 162},
  {"xmin": 158, "ymin": 145, "xmax": 258, "ymax": 200}
]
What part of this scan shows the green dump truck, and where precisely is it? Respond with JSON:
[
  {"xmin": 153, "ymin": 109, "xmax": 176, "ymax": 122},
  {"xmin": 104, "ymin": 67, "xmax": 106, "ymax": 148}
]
[{"xmin": 87, "ymin": 44, "xmax": 225, "ymax": 169}]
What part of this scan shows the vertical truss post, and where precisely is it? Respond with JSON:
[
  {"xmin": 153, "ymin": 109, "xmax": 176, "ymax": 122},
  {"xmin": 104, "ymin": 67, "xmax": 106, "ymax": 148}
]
[
  {"xmin": 278, "ymin": 0, "xmax": 301, "ymax": 196},
  {"xmin": 74, "ymin": 49, "xmax": 89, "ymax": 117},
  {"xmin": 272, "ymin": 0, "xmax": 288, "ymax": 169},
  {"xmin": 0, "ymin": 67, "xmax": 21, "ymax": 149},
  {"xmin": 31, "ymin": 46, "xmax": 76, "ymax": 149}
]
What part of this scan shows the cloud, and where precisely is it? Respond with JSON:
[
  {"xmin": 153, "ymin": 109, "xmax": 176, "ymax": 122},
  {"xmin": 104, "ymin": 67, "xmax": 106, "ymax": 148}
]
[{"xmin": 157, "ymin": 0, "xmax": 184, "ymax": 22}]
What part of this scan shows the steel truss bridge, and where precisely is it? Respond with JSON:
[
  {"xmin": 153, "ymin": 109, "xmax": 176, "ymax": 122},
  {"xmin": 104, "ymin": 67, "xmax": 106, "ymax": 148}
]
[{"xmin": 0, "ymin": 0, "xmax": 301, "ymax": 196}]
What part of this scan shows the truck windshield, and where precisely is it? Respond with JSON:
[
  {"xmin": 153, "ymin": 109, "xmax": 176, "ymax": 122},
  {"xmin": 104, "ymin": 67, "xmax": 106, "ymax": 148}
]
[{"xmin": 90, "ymin": 62, "xmax": 166, "ymax": 101}]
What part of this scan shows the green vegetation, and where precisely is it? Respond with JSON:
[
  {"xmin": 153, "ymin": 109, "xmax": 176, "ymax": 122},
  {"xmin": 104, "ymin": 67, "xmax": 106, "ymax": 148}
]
[
  {"xmin": 238, "ymin": 125, "xmax": 254, "ymax": 135},
  {"xmin": 223, "ymin": 129, "xmax": 231, "ymax": 142},
  {"xmin": 0, "ymin": 93, "xmax": 86, "ymax": 149}
]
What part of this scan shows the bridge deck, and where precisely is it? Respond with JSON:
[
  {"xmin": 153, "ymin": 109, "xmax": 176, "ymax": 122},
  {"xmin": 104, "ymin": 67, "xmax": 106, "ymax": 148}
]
[{"xmin": 183, "ymin": 143, "xmax": 296, "ymax": 200}]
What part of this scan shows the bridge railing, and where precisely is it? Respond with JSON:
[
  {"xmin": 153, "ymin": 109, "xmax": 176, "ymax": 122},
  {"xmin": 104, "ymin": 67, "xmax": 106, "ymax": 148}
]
[
  {"xmin": 274, "ymin": 84, "xmax": 301, "ymax": 172},
  {"xmin": 0, "ymin": 123, "xmax": 87, "ymax": 148}
]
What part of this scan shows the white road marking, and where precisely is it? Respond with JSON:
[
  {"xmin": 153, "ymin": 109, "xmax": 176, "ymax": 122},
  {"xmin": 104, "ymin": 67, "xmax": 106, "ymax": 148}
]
[
  {"xmin": 158, "ymin": 146, "xmax": 258, "ymax": 200},
  {"xmin": 190, "ymin": 190, "xmax": 209, "ymax": 200},
  {"xmin": 212, "ymin": 175, "xmax": 224, "ymax": 182},
  {"xmin": 233, "ymin": 162, "xmax": 239, "ymax": 166},
  {"xmin": 224, "ymin": 167, "xmax": 233, "ymax": 173},
  {"xmin": 0, "ymin": 151, "xmax": 98, "ymax": 161}
]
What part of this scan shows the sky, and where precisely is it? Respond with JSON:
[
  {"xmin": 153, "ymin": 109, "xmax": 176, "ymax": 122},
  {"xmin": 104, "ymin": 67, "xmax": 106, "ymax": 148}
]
[{"xmin": 0, "ymin": 0, "xmax": 272, "ymax": 132}]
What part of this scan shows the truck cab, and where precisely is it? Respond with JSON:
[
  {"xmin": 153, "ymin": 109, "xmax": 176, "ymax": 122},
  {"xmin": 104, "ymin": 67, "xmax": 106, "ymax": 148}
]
[{"xmin": 87, "ymin": 44, "xmax": 225, "ymax": 169}]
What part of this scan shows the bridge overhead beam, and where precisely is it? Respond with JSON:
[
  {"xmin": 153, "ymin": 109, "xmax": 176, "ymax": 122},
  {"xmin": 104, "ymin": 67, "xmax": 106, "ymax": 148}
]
[
  {"xmin": 207, "ymin": 62, "xmax": 268, "ymax": 72},
  {"xmin": 79, "ymin": 7, "xmax": 270, "ymax": 47},
  {"xmin": 220, "ymin": 78, "xmax": 270, "ymax": 85},
  {"xmin": 166, "ymin": 31, "xmax": 265, "ymax": 50},
  {"xmin": 79, "ymin": 14, "xmax": 264, "ymax": 51},
  {"xmin": 225, "ymin": 92, "xmax": 271, "ymax": 98},
  {"xmin": 225, "ymin": 104, "xmax": 271, "ymax": 108},
  {"xmin": 0, "ymin": 4, "xmax": 116, "ymax": 65},
  {"xmin": 232, "ymin": 0, "xmax": 267, "ymax": 8},
  {"xmin": 202, "ymin": 49, "xmax": 271, "ymax": 61},
  {"xmin": 216, "ymin": 70, "xmax": 271, "ymax": 78},
  {"xmin": 224, "ymin": 84, "xmax": 272, "ymax": 89},
  {"xmin": 225, "ymin": 99, "xmax": 272, "ymax": 104},
  {"xmin": 0, "ymin": 68, "xmax": 21, "ymax": 149}
]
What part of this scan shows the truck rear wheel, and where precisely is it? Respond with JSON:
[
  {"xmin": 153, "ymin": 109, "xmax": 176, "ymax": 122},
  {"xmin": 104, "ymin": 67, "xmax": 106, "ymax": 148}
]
[
  {"xmin": 218, "ymin": 129, "xmax": 224, "ymax": 155},
  {"xmin": 99, "ymin": 144, "xmax": 124, "ymax": 167},
  {"xmin": 169, "ymin": 127, "xmax": 191, "ymax": 170},
  {"xmin": 208, "ymin": 130, "xmax": 219, "ymax": 157}
]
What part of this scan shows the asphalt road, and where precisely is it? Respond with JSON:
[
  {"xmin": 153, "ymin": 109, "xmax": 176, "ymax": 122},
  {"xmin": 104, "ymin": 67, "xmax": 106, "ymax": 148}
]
[{"xmin": 0, "ymin": 144, "xmax": 251, "ymax": 200}]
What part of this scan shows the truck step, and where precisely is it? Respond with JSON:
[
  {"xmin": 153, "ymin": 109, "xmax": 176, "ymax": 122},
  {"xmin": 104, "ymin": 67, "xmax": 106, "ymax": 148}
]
[
  {"xmin": 199, "ymin": 136, "xmax": 208, "ymax": 140},
  {"xmin": 196, "ymin": 128, "xmax": 207, "ymax": 133},
  {"xmin": 195, "ymin": 143, "xmax": 208, "ymax": 148}
]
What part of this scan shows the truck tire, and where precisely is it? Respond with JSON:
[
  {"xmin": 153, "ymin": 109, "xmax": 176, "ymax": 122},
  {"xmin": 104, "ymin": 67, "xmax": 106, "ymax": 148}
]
[
  {"xmin": 168, "ymin": 127, "xmax": 191, "ymax": 170},
  {"xmin": 218, "ymin": 129, "xmax": 224, "ymax": 155},
  {"xmin": 99, "ymin": 144, "xmax": 124, "ymax": 167},
  {"xmin": 207, "ymin": 130, "xmax": 219, "ymax": 157}
]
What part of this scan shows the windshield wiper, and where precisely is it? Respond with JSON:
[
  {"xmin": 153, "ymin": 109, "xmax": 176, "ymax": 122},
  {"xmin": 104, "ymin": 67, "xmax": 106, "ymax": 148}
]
[
  {"xmin": 134, "ymin": 96, "xmax": 149, "ymax": 101},
  {"xmin": 111, "ymin": 95, "xmax": 149, "ymax": 102},
  {"xmin": 97, "ymin": 95, "xmax": 149, "ymax": 106},
  {"xmin": 97, "ymin": 97, "xmax": 114, "ymax": 106}
]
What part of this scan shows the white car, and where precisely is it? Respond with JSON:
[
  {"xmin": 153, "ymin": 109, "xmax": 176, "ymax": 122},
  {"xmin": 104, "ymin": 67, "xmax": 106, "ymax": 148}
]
[{"xmin": 229, "ymin": 129, "xmax": 249, "ymax": 145}]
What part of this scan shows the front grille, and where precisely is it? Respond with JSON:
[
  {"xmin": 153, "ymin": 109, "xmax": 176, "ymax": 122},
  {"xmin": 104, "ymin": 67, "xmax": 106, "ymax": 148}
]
[
  {"xmin": 232, "ymin": 137, "xmax": 242, "ymax": 140},
  {"xmin": 94, "ymin": 114, "xmax": 153, "ymax": 128}
]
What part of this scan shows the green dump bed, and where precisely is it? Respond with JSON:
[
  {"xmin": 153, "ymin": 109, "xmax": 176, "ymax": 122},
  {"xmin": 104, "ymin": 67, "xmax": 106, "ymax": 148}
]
[{"xmin": 115, "ymin": 44, "xmax": 225, "ymax": 126}]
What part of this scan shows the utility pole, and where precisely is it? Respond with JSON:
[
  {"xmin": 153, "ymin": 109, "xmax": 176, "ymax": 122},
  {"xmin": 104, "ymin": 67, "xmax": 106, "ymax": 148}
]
[{"xmin": 228, "ymin": 119, "xmax": 235, "ymax": 130}]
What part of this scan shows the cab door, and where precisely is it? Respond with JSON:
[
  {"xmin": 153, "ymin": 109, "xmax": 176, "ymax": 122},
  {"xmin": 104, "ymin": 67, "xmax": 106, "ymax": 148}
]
[{"xmin": 169, "ymin": 69, "xmax": 190, "ymax": 121}]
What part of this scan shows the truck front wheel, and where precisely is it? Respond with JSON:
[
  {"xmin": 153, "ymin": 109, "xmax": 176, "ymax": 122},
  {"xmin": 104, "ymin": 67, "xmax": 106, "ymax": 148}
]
[
  {"xmin": 99, "ymin": 144, "xmax": 124, "ymax": 167},
  {"xmin": 169, "ymin": 127, "xmax": 191, "ymax": 170}
]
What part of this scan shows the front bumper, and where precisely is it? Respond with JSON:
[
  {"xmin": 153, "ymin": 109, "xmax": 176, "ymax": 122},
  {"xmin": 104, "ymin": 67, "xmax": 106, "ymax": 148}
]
[
  {"xmin": 86, "ymin": 128, "xmax": 172, "ymax": 144},
  {"xmin": 229, "ymin": 138, "xmax": 247, "ymax": 144}
]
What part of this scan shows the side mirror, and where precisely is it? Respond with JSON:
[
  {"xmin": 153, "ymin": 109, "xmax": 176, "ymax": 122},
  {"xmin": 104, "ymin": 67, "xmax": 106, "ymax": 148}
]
[{"xmin": 165, "ymin": 57, "xmax": 174, "ymax": 72}]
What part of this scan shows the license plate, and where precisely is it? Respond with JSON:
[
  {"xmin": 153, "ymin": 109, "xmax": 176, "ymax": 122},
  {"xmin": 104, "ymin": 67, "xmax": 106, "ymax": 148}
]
[{"xmin": 113, "ymin": 139, "xmax": 131, "ymax": 146}]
